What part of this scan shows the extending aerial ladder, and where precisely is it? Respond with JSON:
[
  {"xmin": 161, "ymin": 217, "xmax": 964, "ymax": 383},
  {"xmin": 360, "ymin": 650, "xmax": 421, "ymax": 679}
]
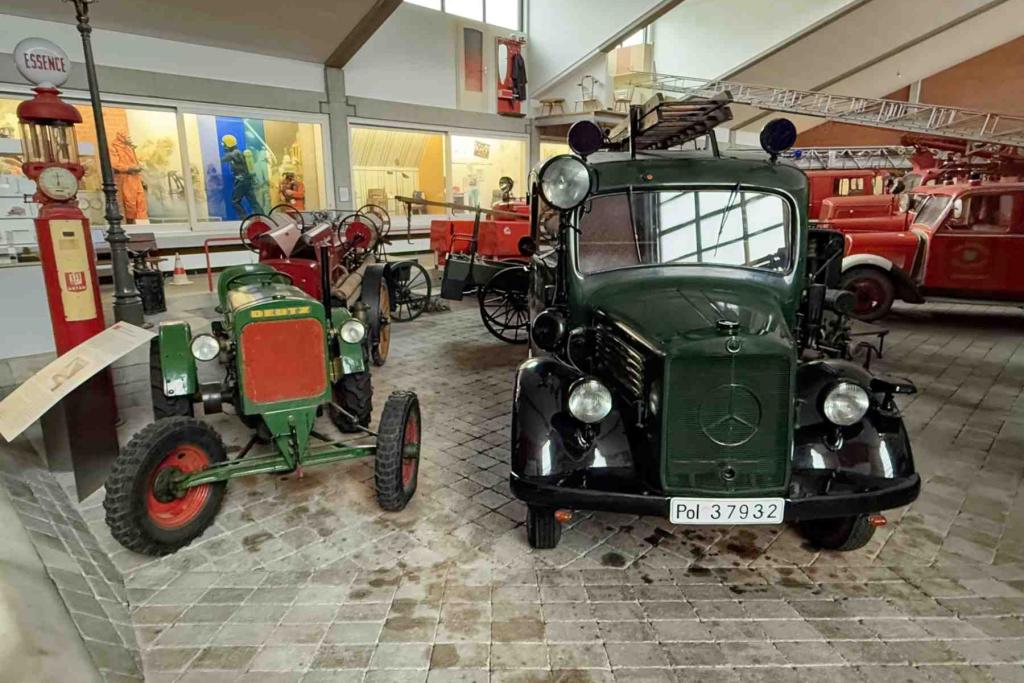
[{"xmin": 630, "ymin": 73, "xmax": 1024, "ymax": 149}]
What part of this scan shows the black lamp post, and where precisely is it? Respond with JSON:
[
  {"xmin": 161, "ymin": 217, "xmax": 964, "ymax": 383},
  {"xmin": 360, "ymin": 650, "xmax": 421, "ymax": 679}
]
[{"xmin": 65, "ymin": 0, "xmax": 144, "ymax": 325}]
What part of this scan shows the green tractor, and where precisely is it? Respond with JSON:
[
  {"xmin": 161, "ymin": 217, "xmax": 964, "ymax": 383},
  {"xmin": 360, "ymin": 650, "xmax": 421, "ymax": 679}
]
[{"xmin": 104, "ymin": 261, "xmax": 420, "ymax": 556}]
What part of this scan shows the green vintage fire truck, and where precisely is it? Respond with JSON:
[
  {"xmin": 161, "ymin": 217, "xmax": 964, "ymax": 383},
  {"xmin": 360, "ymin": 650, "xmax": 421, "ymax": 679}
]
[
  {"xmin": 511, "ymin": 95, "xmax": 920, "ymax": 551},
  {"xmin": 104, "ymin": 262, "xmax": 420, "ymax": 555}
]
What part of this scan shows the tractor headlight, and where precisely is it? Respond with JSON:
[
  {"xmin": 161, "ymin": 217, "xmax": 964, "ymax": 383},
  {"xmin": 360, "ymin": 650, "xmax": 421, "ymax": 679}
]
[
  {"xmin": 539, "ymin": 155, "xmax": 593, "ymax": 210},
  {"xmin": 568, "ymin": 378, "xmax": 613, "ymax": 424},
  {"xmin": 190, "ymin": 334, "xmax": 221, "ymax": 362},
  {"xmin": 822, "ymin": 382, "xmax": 870, "ymax": 426},
  {"xmin": 340, "ymin": 319, "xmax": 366, "ymax": 344}
]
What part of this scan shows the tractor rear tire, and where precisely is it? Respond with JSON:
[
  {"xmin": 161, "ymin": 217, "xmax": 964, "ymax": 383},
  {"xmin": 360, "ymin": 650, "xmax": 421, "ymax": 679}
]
[
  {"xmin": 330, "ymin": 371, "xmax": 373, "ymax": 433},
  {"xmin": 150, "ymin": 340, "xmax": 194, "ymax": 420},
  {"xmin": 374, "ymin": 391, "xmax": 420, "ymax": 511},
  {"xmin": 797, "ymin": 514, "xmax": 876, "ymax": 552},
  {"xmin": 526, "ymin": 506, "xmax": 562, "ymax": 549},
  {"xmin": 841, "ymin": 267, "xmax": 895, "ymax": 322},
  {"xmin": 104, "ymin": 417, "xmax": 227, "ymax": 556}
]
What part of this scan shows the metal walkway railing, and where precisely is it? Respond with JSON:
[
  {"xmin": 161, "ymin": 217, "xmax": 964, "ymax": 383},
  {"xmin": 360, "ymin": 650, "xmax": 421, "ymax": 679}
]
[{"xmin": 630, "ymin": 73, "xmax": 1024, "ymax": 148}]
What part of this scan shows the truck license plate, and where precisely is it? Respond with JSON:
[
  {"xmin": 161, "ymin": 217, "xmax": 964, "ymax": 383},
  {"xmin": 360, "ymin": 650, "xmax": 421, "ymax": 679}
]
[{"xmin": 669, "ymin": 497, "xmax": 785, "ymax": 525}]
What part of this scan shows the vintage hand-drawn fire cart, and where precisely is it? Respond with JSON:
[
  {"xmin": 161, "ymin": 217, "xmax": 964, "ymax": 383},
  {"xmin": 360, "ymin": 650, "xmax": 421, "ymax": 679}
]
[{"xmin": 399, "ymin": 191, "xmax": 533, "ymax": 344}]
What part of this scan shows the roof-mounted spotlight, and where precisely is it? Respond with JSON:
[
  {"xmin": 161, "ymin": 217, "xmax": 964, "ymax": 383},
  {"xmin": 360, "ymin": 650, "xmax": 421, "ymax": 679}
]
[
  {"xmin": 567, "ymin": 120, "xmax": 605, "ymax": 159},
  {"xmin": 760, "ymin": 118, "xmax": 797, "ymax": 163}
]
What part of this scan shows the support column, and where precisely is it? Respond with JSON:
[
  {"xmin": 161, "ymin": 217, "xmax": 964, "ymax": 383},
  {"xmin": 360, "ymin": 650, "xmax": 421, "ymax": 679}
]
[{"xmin": 323, "ymin": 66, "xmax": 357, "ymax": 211}]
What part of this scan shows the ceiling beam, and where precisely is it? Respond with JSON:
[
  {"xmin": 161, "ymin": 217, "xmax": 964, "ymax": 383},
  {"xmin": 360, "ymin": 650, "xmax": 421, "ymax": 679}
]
[{"xmin": 325, "ymin": 0, "xmax": 402, "ymax": 68}]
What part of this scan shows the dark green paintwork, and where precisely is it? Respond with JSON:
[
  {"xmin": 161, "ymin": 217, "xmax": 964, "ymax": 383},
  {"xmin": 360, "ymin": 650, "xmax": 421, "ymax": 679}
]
[
  {"xmin": 157, "ymin": 321, "xmax": 197, "ymax": 397},
  {"xmin": 564, "ymin": 155, "xmax": 809, "ymax": 497}
]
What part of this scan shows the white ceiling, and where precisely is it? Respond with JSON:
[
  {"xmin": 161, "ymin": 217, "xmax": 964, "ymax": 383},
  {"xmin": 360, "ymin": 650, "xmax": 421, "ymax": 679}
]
[
  {"xmin": 0, "ymin": 0, "xmax": 381, "ymax": 63},
  {"xmin": 722, "ymin": 0, "xmax": 1024, "ymax": 134}
]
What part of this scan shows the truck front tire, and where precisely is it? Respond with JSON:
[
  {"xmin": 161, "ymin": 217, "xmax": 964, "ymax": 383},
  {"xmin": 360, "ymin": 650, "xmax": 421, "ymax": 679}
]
[
  {"xmin": 797, "ymin": 514, "xmax": 876, "ymax": 552},
  {"xmin": 526, "ymin": 506, "xmax": 562, "ymax": 549},
  {"xmin": 841, "ymin": 267, "xmax": 895, "ymax": 322}
]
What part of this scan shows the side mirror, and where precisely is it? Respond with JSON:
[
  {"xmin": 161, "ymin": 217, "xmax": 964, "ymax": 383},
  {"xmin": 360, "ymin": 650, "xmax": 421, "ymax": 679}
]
[{"xmin": 518, "ymin": 236, "xmax": 538, "ymax": 257}]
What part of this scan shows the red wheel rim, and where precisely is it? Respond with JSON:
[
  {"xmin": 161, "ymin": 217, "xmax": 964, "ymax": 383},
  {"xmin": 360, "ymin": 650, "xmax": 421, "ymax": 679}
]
[
  {"xmin": 849, "ymin": 278, "xmax": 885, "ymax": 316},
  {"xmin": 401, "ymin": 410, "xmax": 420, "ymax": 488},
  {"xmin": 146, "ymin": 445, "xmax": 212, "ymax": 530}
]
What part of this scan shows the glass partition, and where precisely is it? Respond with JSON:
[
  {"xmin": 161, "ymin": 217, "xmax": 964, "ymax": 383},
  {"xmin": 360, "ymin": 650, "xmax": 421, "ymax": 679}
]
[
  {"xmin": 183, "ymin": 113, "xmax": 325, "ymax": 223},
  {"xmin": 451, "ymin": 134, "xmax": 525, "ymax": 207},
  {"xmin": 350, "ymin": 126, "xmax": 447, "ymax": 215}
]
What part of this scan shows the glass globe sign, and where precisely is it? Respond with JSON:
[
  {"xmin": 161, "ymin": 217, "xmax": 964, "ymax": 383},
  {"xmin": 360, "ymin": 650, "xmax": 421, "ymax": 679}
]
[{"xmin": 13, "ymin": 37, "xmax": 84, "ymax": 202}]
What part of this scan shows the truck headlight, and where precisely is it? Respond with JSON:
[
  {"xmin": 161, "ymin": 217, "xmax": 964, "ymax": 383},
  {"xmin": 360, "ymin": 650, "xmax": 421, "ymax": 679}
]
[
  {"xmin": 822, "ymin": 382, "xmax": 870, "ymax": 426},
  {"xmin": 190, "ymin": 334, "xmax": 220, "ymax": 362},
  {"xmin": 568, "ymin": 379, "xmax": 612, "ymax": 424},
  {"xmin": 340, "ymin": 319, "xmax": 366, "ymax": 344},
  {"xmin": 539, "ymin": 155, "xmax": 593, "ymax": 210}
]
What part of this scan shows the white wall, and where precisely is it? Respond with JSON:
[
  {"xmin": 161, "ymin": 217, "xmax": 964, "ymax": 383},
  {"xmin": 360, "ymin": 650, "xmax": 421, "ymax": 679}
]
[
  {"xmin": 650, "ymin": 0, "xmax": 854, "ymax": 80},
  {"xmin": 0, "ymin": 14, "xmax": 325, "ymax": 93},
  {"xmin": 344, "ymin": 3, "xmax": 459, "ymax": 109},
  {"xmin": 528, "ymin": 0, "xmax": 667, "ymax": 91}
]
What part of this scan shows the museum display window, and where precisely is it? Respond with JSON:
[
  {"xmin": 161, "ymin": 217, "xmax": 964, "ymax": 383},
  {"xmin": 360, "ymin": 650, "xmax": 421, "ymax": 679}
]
[
  {"xmin": 183, "ymin": 113, "xmax": 326, "ymax": 223},
  {"xmin": 0, "ymin": 94, "xmax": 331, "ymax": 233},
  {"xmin": 451, "ymin": 134, "xmax": 525, "ymax": 207},
  {"xmin": 350, "ymin": 126, "xmax": 447, "ymax": 215}
]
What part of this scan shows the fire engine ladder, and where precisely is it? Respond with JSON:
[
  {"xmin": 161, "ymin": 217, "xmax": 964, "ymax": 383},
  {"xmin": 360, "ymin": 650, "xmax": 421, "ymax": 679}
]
[
  {"xmin": 631, "ymin": 73, "xmax": 1024, "ymax": 148},
  {"xmin": 605, "ymin": 92, "xmax": 733, "ymax": 154},
  {"xmin": 783, "ymin": 146, "xmax": 914, "ymax": 170}
]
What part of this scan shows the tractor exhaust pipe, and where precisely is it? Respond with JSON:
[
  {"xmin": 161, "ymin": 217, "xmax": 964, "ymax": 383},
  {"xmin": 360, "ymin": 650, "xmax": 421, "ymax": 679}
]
[{"xmin": 319, "ymin": 244, "xmax": 332, "ymax": 321}]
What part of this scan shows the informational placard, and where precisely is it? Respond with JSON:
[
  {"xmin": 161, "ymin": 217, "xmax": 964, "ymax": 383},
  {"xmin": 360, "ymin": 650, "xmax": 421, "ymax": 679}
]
[
  {"xmin": 0, "ymin": 322, "xmax": 155, "ymax": 442},
  {"xmin": 49, "ymin": 219, "xmax": 97, "ymax": 322},
  {"xmin": 13, "ymin": 37, "xmax": 71, "ymax": 88}
]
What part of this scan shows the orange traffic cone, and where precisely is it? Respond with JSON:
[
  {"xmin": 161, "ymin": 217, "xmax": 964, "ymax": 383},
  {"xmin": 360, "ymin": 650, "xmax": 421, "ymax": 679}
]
[{"xmin": 169, "ymin": 253, "xmax": 191, "ymax": 286}]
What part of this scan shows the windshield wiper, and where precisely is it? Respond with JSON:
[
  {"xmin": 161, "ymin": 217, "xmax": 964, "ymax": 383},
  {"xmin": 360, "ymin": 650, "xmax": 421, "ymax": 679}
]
[{"xmin": 713, "ymin": 182, "xmax": 741, "ymax": 256}]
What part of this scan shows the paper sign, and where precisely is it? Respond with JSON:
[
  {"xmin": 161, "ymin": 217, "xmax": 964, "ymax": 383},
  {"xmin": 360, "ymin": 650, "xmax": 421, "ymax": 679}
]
[{"xmin": 0, "ymin": 322, "xmax": 156, "ymax": 441}]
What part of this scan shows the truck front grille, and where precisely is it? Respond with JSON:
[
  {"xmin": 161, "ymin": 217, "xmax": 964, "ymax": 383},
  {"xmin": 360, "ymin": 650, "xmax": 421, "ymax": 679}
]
[{"xmin": 593, "ymin": 325, "xmax": 646, "ymax": 407}]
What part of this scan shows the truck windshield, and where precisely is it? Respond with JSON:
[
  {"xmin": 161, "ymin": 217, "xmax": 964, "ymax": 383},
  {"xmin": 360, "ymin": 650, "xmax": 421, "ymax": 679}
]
[
  {"xmin": 577, "ymin": 189, "xmax": 792, "ymax": 275},
  {"xmin": 914, "ymin": 195, "xmax": 952, "ymax": 227}
]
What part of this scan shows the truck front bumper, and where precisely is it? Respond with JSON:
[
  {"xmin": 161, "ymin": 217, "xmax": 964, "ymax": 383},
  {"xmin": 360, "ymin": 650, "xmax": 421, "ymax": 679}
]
[{"xmin": 510, "ymin": 471, "xmax": 921, "ymax": 522}]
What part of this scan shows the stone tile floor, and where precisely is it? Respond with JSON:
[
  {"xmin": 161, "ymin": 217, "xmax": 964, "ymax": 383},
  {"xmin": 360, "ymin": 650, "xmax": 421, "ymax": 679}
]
[{"xmin": 9, "ymin": 283, "xmax": 1024, "ymax": 681}]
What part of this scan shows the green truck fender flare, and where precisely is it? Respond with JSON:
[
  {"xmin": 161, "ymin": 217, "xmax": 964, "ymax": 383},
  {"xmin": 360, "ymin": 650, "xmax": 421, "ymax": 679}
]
[
  {"xmin": 330, "ymin": 307, "xmax": 367, "ymax": 376},
  {"xmin": 157, "ymin": 321, "xmax": 198, "ymax": 397}
]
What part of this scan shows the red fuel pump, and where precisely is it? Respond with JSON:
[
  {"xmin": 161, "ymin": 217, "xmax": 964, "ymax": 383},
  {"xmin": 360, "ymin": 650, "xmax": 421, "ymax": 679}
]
[{"xmin": 14, "ymin": 37, "xmax": 119, "ymax": 498}]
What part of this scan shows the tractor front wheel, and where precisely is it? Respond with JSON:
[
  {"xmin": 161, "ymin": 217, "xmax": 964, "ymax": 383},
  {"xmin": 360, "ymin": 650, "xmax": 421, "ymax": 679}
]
[
  {"xmin": 104, "ymin": 417, "xmax": 227, "ymax": 555},
  {"xmin": 329, "ymin": 370, "xmax": 373, "ymax": 433},
  {"xmin": 374, "ymin": 391, "xmax": 420, "ymax": 511}
]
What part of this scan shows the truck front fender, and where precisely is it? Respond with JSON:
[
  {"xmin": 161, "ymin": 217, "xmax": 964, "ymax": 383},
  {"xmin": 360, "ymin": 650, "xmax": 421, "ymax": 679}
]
[
  {"xmin": 841, "ymin": 254, "xmax": 924, "ymax": 304},
  {"xmin": 793, "ymin": 359, "xmax": 915, "ymax": 481},
  {"xmin": 511, "ymin": 357, "xmax": 633, "ymax": 479},
  {"xmin": 157, "ymin": 321, "xmax": 198, "ymax": 397}
]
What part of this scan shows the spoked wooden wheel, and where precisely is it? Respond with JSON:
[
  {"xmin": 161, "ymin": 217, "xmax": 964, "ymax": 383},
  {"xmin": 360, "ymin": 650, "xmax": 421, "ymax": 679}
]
[
  {"xmin": 479, "ymin": 265, "xmax": 530, "ymax": 344},
  {"xmin": 374, "ymin": 391, "xmax": 420, "ymax": 511},
  {"xmin": 372, "ymin": 277, "xmax": 391, "ymax": 365},
  {"xmin": 389, "ymin": 260, "xmax": 432, "ymax": 322},
  {"xmin": 104, "ymin": 417, "xmax": 227, "ymax": 556}
]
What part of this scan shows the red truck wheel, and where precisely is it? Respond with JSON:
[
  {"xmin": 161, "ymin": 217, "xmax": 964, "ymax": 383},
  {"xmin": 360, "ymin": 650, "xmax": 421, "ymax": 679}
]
[
  {"xmin": 104, "ymin": 418, "xmax": 227, "ymax": 556},
  {"xmin": 841, "ymin": 267, "xmax": 895, "ymax": 322}
]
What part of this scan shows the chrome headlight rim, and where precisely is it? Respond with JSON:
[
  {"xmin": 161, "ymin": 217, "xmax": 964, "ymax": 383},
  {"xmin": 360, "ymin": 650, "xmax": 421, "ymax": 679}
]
[
  {"xmin": 538, "ymin": 154, "xmax": 594, "ymax": 211},
  {"xmin": 340, "ymin": 319, "xmax": 366, "ymax": 344},
  {"xmin": 190, "ymin": 333, "xmax": 221, "ymax": 362},
  {"xmin": 567, "ymin": 377, "xmax": 613, "ymax": 424},
  {"xmin": 822, "ymin": 381, "xmax": 870, "ymax": 426}
]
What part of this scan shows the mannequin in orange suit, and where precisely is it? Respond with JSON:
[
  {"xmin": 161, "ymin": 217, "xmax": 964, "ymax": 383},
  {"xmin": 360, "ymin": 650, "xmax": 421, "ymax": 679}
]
[{"xmin": 111, "ymin": 132, "xmax": 149, "ymax": 223}]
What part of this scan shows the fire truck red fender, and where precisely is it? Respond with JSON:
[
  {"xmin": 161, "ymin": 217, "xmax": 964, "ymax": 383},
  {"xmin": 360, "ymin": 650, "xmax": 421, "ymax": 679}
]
[{"xmin": 841, "ymin": 254, "xmax": 924, "ymax": 304}]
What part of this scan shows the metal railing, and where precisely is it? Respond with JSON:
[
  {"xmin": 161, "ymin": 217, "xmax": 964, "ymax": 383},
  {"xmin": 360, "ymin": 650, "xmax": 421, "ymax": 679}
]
[{"xmin": 629, "ymin": 73, "xmax": 1024, "ymax": 148}]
